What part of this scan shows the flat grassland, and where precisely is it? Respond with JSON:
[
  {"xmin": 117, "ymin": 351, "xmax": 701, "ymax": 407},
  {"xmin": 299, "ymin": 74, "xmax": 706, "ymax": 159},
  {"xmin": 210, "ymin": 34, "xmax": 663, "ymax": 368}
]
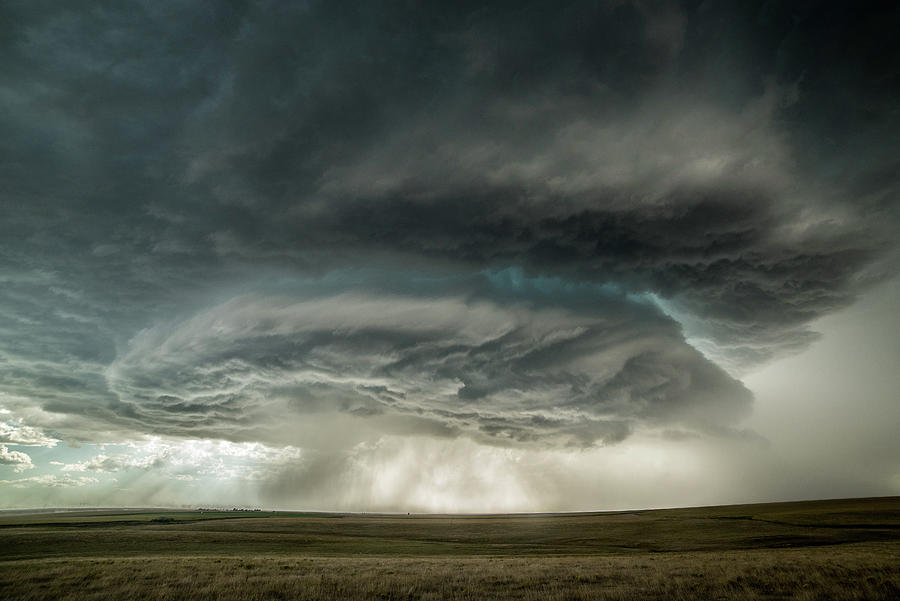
[{"xmin": 1, "ymin": 497, "xmax": 898, "ymax": 600}]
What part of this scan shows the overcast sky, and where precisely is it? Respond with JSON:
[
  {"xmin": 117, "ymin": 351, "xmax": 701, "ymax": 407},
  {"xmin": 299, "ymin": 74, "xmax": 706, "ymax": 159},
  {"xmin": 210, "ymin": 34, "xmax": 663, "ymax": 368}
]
[{"xmin": 1, "ymin": 0, "xmax": 898, "ymax": 511}]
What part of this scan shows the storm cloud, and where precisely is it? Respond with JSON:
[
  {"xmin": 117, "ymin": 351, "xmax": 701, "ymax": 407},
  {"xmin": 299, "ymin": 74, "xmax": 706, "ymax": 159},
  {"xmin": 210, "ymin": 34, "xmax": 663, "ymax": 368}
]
[
  {"xmin": 103, "ymin": 284, "xmax": 751, "ymax": 447},
  {"xmin": 0, "ymin": 1, "xmax": 898, "ymax": 508}
]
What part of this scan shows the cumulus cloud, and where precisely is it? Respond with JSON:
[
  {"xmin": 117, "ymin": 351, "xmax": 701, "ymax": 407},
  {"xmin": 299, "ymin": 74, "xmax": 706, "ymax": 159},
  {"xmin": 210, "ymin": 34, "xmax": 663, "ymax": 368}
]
[
  {"xmin": 0, "ymin": 474, "xmax": 99, "ymax": 489},
  {"xmin": 0, "ymin": 445, "xmax": 34, "ymax": 473},
  {"xmin": 61, "ymin": 452, "xmax": 168, "ymax": 474},
  {"xmin": 0, "ymin": 418, "xmax": 59, "ymax": 447},
  {"xmin": 61, "ymin": 438, "xmax": 302, "ymax": 483}
]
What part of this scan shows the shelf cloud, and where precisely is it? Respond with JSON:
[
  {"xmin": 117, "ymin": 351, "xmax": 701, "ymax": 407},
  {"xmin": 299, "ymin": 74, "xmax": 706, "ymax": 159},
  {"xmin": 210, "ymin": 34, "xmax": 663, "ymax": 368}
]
[{"xmin": 0, "ymin": 0, "xmax": 897, "ymax": 509}]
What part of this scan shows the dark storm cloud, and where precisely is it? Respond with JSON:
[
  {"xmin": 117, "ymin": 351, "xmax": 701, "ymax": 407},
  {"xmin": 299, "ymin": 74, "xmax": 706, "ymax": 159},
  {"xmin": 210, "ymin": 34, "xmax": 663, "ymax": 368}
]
[
  {"xmin": 101, "ymin": 282, "xmax": 750, "ymax": 447},
  {"xmin": 296, "ymin": 188, "xmax": 885, "ymax": 364},
  {"xmin": 0, "ymin": 1, "xmax": 897, "ymax": 447}
]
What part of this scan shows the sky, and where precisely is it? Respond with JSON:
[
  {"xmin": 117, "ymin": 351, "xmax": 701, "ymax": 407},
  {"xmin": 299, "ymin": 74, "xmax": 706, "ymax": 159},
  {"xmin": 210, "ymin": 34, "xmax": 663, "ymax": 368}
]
[{"xmin": 1, "ymin": 0, "xmax": 898, "ymax": 512}]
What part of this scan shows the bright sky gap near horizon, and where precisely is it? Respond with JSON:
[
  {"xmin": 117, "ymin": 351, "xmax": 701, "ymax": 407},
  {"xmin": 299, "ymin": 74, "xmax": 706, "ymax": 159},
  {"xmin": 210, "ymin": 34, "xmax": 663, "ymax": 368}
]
[{"xmin": 1, "ymin": 1, "xmax": 898, "ymax": 512}]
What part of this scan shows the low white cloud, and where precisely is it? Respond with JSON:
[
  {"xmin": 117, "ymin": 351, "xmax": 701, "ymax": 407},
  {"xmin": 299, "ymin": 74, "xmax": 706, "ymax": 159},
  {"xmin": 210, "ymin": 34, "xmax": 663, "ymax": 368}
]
[
  {"xmin": 0, "ymin": 417, "xmax": 59, "ymax": 447},
  {"xmin": 61, "ymin": 437, "xmax": 302, "ymax": 483},
  {"xmin": 0, "ymin": 474, "xmax": 99, "ymax": 488},
  {"xmin": 0, "ymin": 445, "xmax": 34, "ymax": 473},
  {"xmin": 61, "ymin": 452, "xmax": 169, "ymax": 473}
]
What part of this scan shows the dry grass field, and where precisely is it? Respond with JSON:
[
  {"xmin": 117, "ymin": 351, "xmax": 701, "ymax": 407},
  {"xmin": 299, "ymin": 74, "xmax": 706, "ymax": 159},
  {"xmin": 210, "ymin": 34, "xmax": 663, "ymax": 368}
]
[{"xmin": 1, "ymin": 497, "xmax": 898, "ymax": 600}]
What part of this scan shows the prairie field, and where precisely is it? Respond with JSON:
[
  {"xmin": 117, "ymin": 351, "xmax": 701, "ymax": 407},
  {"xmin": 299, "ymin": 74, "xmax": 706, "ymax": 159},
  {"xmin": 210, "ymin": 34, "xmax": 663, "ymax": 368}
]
[{"xmin": 1, "ymin": 497, "xmax": 898, "ymax": 600}]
